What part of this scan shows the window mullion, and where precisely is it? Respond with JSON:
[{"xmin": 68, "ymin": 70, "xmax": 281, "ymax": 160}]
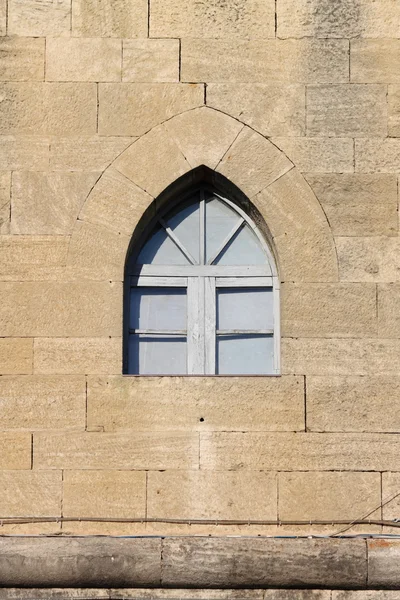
[
  {"xmin": 187, "ymin": 277, "xmax": 205, "ymax": 374},
  {"xmin": 204, "ymin": 276, "xmax": 216, "ymax": 375}
]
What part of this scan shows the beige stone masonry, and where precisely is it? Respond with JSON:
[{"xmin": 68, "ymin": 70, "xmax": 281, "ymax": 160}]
[
  {"xmin": 0, "ymin": 202, "xmax": 9, "ymax": 233},
  {"xmin": 86, "ymin": 376, "xmax": 304, "ymax": 433},
  {"xmin": 34, "ymin": 431, "xmax": 199, "ymax": 470},
  {"xmin": 0, "ymin": 83, "xmax": 97, "ymax": 136},
  {"xmin": 147, "ymin": 471, "xmax": 277, "ymax": 520},
  {"xmin": 305, "ymin": 174, "xmax": 398, "ymax": 236},
  {"xmin": 150, "ymin": 0, "xmax": 275, "ymax": 39},
  {"xmin": 378, "ymin": 284, "xmax": 400, "ymax": 337},
  {"xmin": 200, "ymin": 432, "xmax": 400, "ymax": 471},
  {"xmin": 388, "ymin": 85, "xmax": 400, "ymax": 137},
  {"xmin": 382, "ymin": 473, "xmax": 400, "ymax": 522},
  {"xmin": 356, "ymin": 138, "xmax": 400, "ymax": 172},
  {"xmin": 98, "ymin": 83, "xmax": 204, "ymax": 137},
  {"xmin": 337, "ymin": 237, "xmax": 400, "ymax": 282},
  {"xmin": 8, "ymin": 0, "xmax": 71, "ymax": 36},
  {"xmin": 282, "ymin": 283, "xmax": 377, "ymax": 338},
  {"xmin": 272, "ymin": 137, "xmax": 354, "ymax": 173},
  {"xmin": 11, "ymin": 172, "xmax": 99, "ymax": 235},
  {"xmin": 0, "ymin": 38, "xmax": 45, "ymax": 81},
  {"xmin": 50, "ymin": 137, "xmax": 132, "ymax": 172},
  {"xmin": 72, "ymin": 0, "xmax": 148, "ymax": 37},
  {"xmin": 307, "ymin": 85, "xmax": 387, "ymax": 137},
  {"xmin": 33, "ymin": 337, "xmax": 122, "ymax": 375},
  {"xmin": 0, "ymin": 0, "xmax": 5, "ymax": 35},
  {"xmin": 0, "ymin": 338, "xmax": 33, "ymax": 375},
  {"xmin": 0, "ymin": 471, "xmax": 62, "ymax": 516},
  {"xmin": 279, "ymin": 472, "xmax": 381, "ymax": 521},
  {"xmin": 123, "ymin": 40, "xmax": 179, "ymax": 83},
  {"xmin": 207, "ymin": 84, "xmax": 305, "ymax": 137},
  {"xmin": 182, "ymin": 39, "xmax": 349, "ymax": 84},
  {"xmin": 352, "ymin": 40, "xmax": 400, "ymax": 83},
  {"xmin": 0, "ymin": 170, "xmax": 10, "ymax": 233},
  {"xmin": 0, "ymin": 432, "xmax": 32, "ymax": 469},
  {"xmin": 0, "ymin": 282, "xmax": 121, "ymax": 337},
  {"xmin": 46, "ymin": 38, "xmax": 121, "ymax": 83},
  {"xmin": 0, "ymin": 137, "xmax": 49, "ymax": 170},
  {"xmin": 0, "ymin": 375, "xmax": 86, "ymax": 430},
  {"xmin": 283, "ymin": 338, "xmax": 400, "ymax": 376},
  {"xmin": 63, "ymin": 470, "xmax": 146, "ymax": 518},
  {"xmin": 307, "ymin": 376, "xmax": 400, "ymax": 433},
  {"xmin": 0, "ymin": 236, "xmax": 69, "ymax": 280}
]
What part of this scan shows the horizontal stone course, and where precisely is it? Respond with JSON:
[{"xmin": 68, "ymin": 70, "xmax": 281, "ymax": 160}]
[
  {"xmin": 72, "ymin": 0, "xmax": 148, "ymax": 37},
  {"xmin": 0, "ymin": 237, "xmax": 68, "ymax": 277},
  {"xmin": 351, "ymin": 39, "xmax": 400, "ymax": 83},
  {"xmin": 272, "ymin": 137, "xmax": 354, "ymax": 173},
  {"xmin": 0, "ymin": 338, "xmax": 33, "ymax": 375},
  {"xmin": 0, "ymin": 37, "xmax": 45, "ymax": 81},
  {"xmin": 0, "ymin": 137, "xmax": 49, "ymax": 170},
  {"xmin": 0, "ymin": 432, "xmax": 31, "ymax": 469},
  {"xmin": 337, "ymin": 237, "xmax": 400, "ymax": 282},
  {"xmin": 356, "ymin": 138, "xmax": 400, "ymax": 172},
  {"xmin": 0, "ymin": 471, "xmax": 62, "ymax": 517},
  {"xmin": 8, "ymin": 0, "xmax": 71, "ymax": 36},
  {"xmin": 123, "ymin": 40, "xmax": 179, "ymax": 83},
  {"xmin": 50, "ymin": 138, "xmax": 132, "ymax": 172},
  {"xmin": 46, "ymin": 38, "xmax": 121, "ymax": 82}
]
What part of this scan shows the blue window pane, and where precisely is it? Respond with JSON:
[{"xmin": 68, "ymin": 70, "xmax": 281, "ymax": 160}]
[
  {"xmin": 130, "ymin": 288, "xmax": 186, "ymax": 331},
  {"xmin": 216, "ymin": 335, "xmax": 274, "ymax": 375},
  {"xmin": 217, "ymin": 288, "xmax": 274, "ymax": 331},
  {"xmin": 128, "ymin": 335, "xmax": 187, "ymax": 374}
]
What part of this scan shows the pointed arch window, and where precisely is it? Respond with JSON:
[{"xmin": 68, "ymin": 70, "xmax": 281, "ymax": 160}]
[{"xmin": 125, "ymin": 187, "xmax": 280, "ymax": 375}]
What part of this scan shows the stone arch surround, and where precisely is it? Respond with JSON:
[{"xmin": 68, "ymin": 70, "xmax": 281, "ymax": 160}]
[{"xmin": 67, "ymin": 106, "xmax": 339, "ymax": 284}]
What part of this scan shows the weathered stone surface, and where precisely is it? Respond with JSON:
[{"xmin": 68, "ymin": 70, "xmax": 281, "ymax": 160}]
[
  {"xmin": 98, "ymin": 83, "xmax": 204, "ymax": 136},
  {"xmin": 0, "ymin": 200, "xmax": 9, "ymax": 233},
  {"xmin": 148, "ymin": 471, "xmax": 277, "ymax": 520},
  {"xmin": 162, "ymin": 538, "xmax": 367, "ymax": 588},
  {"xmin": 356, "ymin": 138, "xmax": 400, "ymax": 172},
  {"xmin": 307, "ymin": 85, "xmax": 387, "ymax": 137},
  {"xmin": 0, "ymin": 37, "xmax": 44, "ymax": 81},
  {"xmin": 307, "ymin": 376, "xmax": 400, "ymax": 432},
  {"xmin": 34, "ymin": 337, "xmax": 122, "ymax": 375},
  {"xmin": 0, "ymin": 0, "xmax": 5, "ymax": 35},
  {"xmin": 0, "ymin": 282, "xmax": 121, "ymax": 337},
  {"xmin": 8, "ymin": 0, "xmax": 71, "ymax": 35},
  {"xmin": 50, "ymin": 137, "xmax": 132, "ymax": 171},
  {"xmin": 182, "ymin": 39, "xmax": 349, "ymax": 83},
  {"xmin": 0, "ymin": 170, "xmax": 10, "ymax": 233},
  {"xmin": 305, "ymin": 174, "xmax": 398, "ymax": 236},
  {"xmin": 72, "ymin": 0, "xmax": 148, "ymax": 37},
  {"xmin": 46, "ymin": 38, "xmax": 121, "ymax": 82},
  {"xmin": 0, "ymin": 338, "xmax": 33, "ymax": 375},
  {"xmin": 111, "ymin": 592, "xmax": 265, "ymax": 600},
  {"xmin": 283, "ymin": 338, "xmax": 400, "ymax": 376},
  {"xmin": 200, "ymin": 432, "xmax": 400, "ymax": 471},
  {"xmin": 378, "ymin": 284, "xmax": 400, "ymax": 337},
  {"xmin": 34, "ymin": 431, "xmax": 199, "ymax": 470},
  {"xmin": 123, "ymin": 39, "xmax": 179, "ymax": 83},
  {"xmin": 0, "ymin": 83, "xmax": 97, "ymax": 135},
  {"xmin": 0, "ymin": 375, "xmax": 85, "ymax": 430},
  {"xmin": 382, "ymin": 473, "xmax": 400, "ymax": 523},
  {"xmin": 87, "ymin": 375, "xmax": 305, "ymax": 433},
  {"xmin": 337, "ymin": 237, "xmax": 400, "ymax": 282},
  {"xmin": 0, "ymin": 137, "xmax": 49, "ymax": 170},
  {"xmin": 368, "ymin": 540, "xmax": 400, "ymax": 589},
  {"xmin": 0, "ymin": 591, "xmax": 110, "ymax": 599},
  {"xmin": 11, "ymin": 172, "xmax": 99, "ymax": 234},
  {"xmin": 150, "ymin": 0, "xmax": 275, "ymax": 39},
  {"xmin": 272, "ymin": 137, "xmax": 354, "ymax": 173},
  {"xmin": 0, "ymin": 471, "xmax": 61, "ymax": 517},
  {"xmin": 63, "ymin": 470, "xmax": 146, "ymax": 518},
  {"xmin": 334, "ymin": 593, "xmax": 400, "ymax": 600},
  {"xmin": 282, "ymin": 283, "xmax": 377, "ymax": 337},
  {"xmin": 388, "ymin": 85, "xmax": 400, "ymax": 137},
  {"xmin": 279, "ymin": 472, "xmax": 380, "ymax": 520},
  {"xmin": 0, "ymin": 432, "xmax": 31, "ymax": 469},
  {"xmin": 207, "ymin": 84, "xmax": 305, "ymax": 137},
  {"xmin": 352, "ymin": 40, "xmax": 400, "ymax": 83}
]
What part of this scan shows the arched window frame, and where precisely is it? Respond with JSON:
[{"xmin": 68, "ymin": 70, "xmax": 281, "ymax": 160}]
[{"xmin": 124, "ymin": 184, "xmax": 280, "ymax": 376}]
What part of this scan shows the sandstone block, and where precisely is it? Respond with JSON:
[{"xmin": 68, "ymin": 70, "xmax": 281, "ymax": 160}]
[
  {"xmin": 207, "ymin": 84, "xmax": 305, "ymax": 137},
  {"xmin": 0, "ymin": 471, "xmax": 62, "ymax": 517},
  {"xmin": 307, "ymin": 85, "xmax": 387, "ymax": 137},
  {"xmin": 123, "ymin": 40, "xmax": 179, "ymax": 83},
  {"xmin": 0, "ymin": 137, "xmax": 49, "ymax": 170},
  {"xmin": 0, "ymin": 338, "xmax": 33, "ymax": 375},
  {"xmin": 378, "ymin": 284, "xmax": 400, "ymax": 337},
  {"xmin": 279, "ymin": 472, "xmax": 381, "ymax": 520},
  {"xmin": 0, "ymin": 432, "xmax": 31, "ymax": 469},
  {"xmin": 283, "ymin": 338, "xmax": 400, "ymax": 376},
  {"xmin": 148, "ymin": 471, "xmax": 277, "ymax": 520},
  {"xmin": 282, "ymin": 283, "xmax": 377, "ymax": 338},
  {"xmin": 334, "ymin": 593, "xmax": 400, "ymax": 600},
  {"xmin": 0, "ymin": 0, "xmax": 4, "ymax": 35},
  {"xmin": 46, "ymin": 38, "xmax": 121, "ymax": 82},
  {"xmin": 34, "ymin": 431, "xmax": 199, "ymax": 470},
  {"xmin": 34, "ymin": 337, "xmax": 122, "ymax": 375},
  {"xmin": 272, "ymin": 137, "xmax": 354, "ymax": 173},
  {"xmin": 307, "ymin": 376, "xmax": 400, "ymax": 433},
  {"xmin": 0, "ymin": 170, "xmax": 10, "ymax": 233},
  {"xmin": 0, "ymin": 235, "xmax": 69, "ymax": 281},
  {"xmin": 356, "ymin": 138, "xmax": 400, "ymax": 172},
  {"xmin": 50, "ymin": 137, "xmax": 132, "ymax": 171},
  {"xmin": 0, "ymin": 83, "xmax": 97, "ymax": 136},
  {"xmin": 86, "ymin": 375, "xmax": 304, "ymax": 432},
  {"xmin": 0, "ymin": 375, "xmax": 85, "ymax": 430},
  {"xmin": 8, "ymin": 0, "xmax": 71, "ymax": 35},
  {"xmin": 337, "ymin": 237, "xmax": 400, "ymax": 282},
  {"xmin": 0, "ymin": 282, "xmax": 121, "ymax": 337},
  {"xmin": 63, "ymin": 470, "xmax": 146, "ymax": 518},
  {"xmin": 200, "ymin": 432, "xmax": 400, "ymax": 471},
  {"xmin": 181, "ymin": 39, "xmax": 349, "ymax": 84},
  {"xmin": 0, "ymin": 37, "xmax": 44, "ymax": 81},
  {"xmin": 352, "ymin": 40, "xmax": 400, "ymax": 83},
  {"xmin": 305, "ymin": 174, "xmax": 398, "ymax": 236},
  {"xmin": 382, "ymin": 473, "xmax": 400, "ymax": 522},
  {"xmin": 98, "ymin": 83, "xmax": 204, "ymax": 137},
  {"xmin": 150, "ymin": 0, "xmax": 274, "ymax": 38},
  {"xmin": 0, "ymin": 200, "xmax": 9, "ymax": 233},
  {"xmin": 72, "ymin": 0, "xmax": 148, "ymax": 37},
  {"xmin": 388, "ymin": 85, "xmax": 400, "ymax": 137}
]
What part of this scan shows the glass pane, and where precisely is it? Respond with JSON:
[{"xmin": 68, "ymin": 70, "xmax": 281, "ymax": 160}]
[
  {"xmin": 205, "ymin": 197, "xmax": 241, "ymax": 264},
  {"xmin": 130, "ymin": 288, "xmax": 186, "ymax": 331},
  {"xmin": 216, "ymin": 335, "xmax": 274, "ymax": 375},
  {"xmin": 167, "ymin": 201, "xmax": 200, "ymax": 264},
  {"xmin": 137, "ymin": 226, "xmax": 190, "ymax": 265},
  {"xmin": 128, "ymin": 335, "xmax": 187, "ymax": 375},
  {"xmin": 215, "ymin": 224, "xmax": 267, "ymax": 266},
  {"xmin": 217, "ymin": 288, "xmax": 273, "ymax": 331}
]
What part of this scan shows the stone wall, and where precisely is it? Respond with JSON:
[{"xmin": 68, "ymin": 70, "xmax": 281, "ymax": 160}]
[{"xmin": 0, "ymin": 0, "xmax": 399, "ymax": 538}]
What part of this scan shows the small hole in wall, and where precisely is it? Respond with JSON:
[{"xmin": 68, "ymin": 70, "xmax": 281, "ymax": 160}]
[{"xmin": 199, "ymin": 417, "xmax": 205, "ymax": 422}]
